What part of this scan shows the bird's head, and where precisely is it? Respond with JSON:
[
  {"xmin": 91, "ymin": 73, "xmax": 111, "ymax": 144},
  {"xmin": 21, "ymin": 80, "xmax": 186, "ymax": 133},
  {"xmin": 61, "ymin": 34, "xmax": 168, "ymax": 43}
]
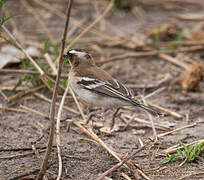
[{"xmin": 63, "ymin": 49, "xmax": 95, "ymax": 67}]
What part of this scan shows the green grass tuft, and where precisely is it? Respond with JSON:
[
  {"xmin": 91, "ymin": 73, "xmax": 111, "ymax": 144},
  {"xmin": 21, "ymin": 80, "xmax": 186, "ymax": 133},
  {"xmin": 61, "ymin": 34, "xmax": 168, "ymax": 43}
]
[{"xmin": 161, "ymin": 141, "xmax": 204, "ymax": 166}]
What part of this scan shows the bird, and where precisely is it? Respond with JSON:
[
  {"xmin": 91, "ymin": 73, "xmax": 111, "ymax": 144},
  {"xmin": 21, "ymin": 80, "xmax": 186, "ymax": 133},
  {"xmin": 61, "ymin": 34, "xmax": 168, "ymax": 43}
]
[{"xmin": 64, "ymin": 49, "xmax": 162, "ymax": 126}]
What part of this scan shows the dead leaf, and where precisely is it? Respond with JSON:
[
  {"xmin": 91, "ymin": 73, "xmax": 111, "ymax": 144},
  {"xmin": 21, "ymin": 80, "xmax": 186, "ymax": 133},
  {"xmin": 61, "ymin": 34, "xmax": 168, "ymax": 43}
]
[{"xmin": 182, "ymin": 62, "xmax": 204, "ymax": 91}]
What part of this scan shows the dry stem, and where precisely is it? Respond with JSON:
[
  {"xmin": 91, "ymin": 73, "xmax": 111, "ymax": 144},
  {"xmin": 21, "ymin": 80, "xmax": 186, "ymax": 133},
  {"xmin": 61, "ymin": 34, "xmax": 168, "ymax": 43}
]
[
  {"xmin": 65, "ymin": 0, "xmax": 114, "ymax": 51},
  {"xmin": 2, "ymin": 26, "xmax": 44, "ymax": 75},
  {"xmin": 147, "ymin": 102, "xmax": 183, "ymax": 119},
  {"xmin": 159, "ymin": 53, "xmax": 189, "ymax": 70},
  {"xmin": 44, "ymin": 53, "xmax": 58, "ymax": 75},
  {"xmin": 37, "ymin": 1, "xmax": 73, "ymax": 179},
  {"xmin": 158, "ymin": 123, "xmax": 197, "ymax": 138},
  {"xmin": 72, "ymin": 119, "xmax": 149, "ymax": 180},
  {"xmin": 56, "ymin": 77, "xmax": 70, "ymax": 180},
  {"xmin": 20, "ymin": 0, "xmax": 56, "ymax": 45},
  {"xmin": 96, "ymin": 143, "xmax": 148, "ymax": 180},
  {"xmin": 34, "ymin": 92, "xmax": 78, "ymax": 115},
  {"xmin": 0, "ymin": 69, "xmax": 67, "ymax": 78},
  {"xmin": 162, "ymin": 138, "xmax": 204, "ymax": 154},
  {"xmin": 141, "ymin": 95, "xmax": 158, "ymax": 142}
]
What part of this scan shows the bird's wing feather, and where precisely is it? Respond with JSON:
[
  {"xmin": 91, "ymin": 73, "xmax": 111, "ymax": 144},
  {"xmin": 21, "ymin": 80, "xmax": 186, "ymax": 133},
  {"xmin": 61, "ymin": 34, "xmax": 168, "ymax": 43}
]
[
  {"xmin": 77, "ymin": 77, "xmax": 133, "ymax": 102},
  {"xmin": 75, "ymin": 66, "xmax": 162, "ymax": 116}
]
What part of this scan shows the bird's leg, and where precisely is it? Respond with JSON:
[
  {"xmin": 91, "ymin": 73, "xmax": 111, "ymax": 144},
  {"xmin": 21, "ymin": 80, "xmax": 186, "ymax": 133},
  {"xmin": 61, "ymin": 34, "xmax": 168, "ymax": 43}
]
[
  {"xmin": 86, "ymin": 107, "xmax": 96, "ymax": 124},
  {"xmin": 110, "ymin": 107, "xmax": 121, "ymax": 130},
  {"xmin": 86, "ymin": 107, "xmax": 103, "ymax": 124}
]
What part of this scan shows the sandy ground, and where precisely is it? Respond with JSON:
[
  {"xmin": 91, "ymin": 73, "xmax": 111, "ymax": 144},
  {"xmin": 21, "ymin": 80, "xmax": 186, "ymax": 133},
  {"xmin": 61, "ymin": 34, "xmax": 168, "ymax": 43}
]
[{"xmin": 0, "ymin": 0, "xmax": 204, "ymax": 179}]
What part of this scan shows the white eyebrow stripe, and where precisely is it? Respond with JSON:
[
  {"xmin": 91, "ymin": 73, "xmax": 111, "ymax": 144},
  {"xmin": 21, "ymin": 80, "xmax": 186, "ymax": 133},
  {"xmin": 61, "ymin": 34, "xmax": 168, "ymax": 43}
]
[{"xmin": 69, "ymin": 50, "xmax": 87, "ymax": 58}]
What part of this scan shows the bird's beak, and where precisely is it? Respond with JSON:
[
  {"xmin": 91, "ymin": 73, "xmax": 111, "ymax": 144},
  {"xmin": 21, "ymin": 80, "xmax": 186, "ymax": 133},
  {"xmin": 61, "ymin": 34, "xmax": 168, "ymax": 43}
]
[
  {"xmin": 63, "ymin": 53, "xmax": 71, "ymax": 60},
  {"xmin": 63, "ymin": 52, "xmax": 73, "ymax": 66}
]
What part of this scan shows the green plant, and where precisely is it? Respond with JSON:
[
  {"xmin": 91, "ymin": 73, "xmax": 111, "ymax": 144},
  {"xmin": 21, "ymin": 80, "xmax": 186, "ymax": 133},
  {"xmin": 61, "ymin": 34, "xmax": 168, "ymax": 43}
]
[
  {"xmin": 161, "ymin": 141, "xmax": 204, "ymax": 166},
  {"xmin": 0, "ymin": 0, "xmax": 7, "ymax": 9},
  {"xmin": 43, "ymin": 38, "xmax": 59, "ymax": 61},
  {"xmin": 0, "ymin": 0, "xmax": 20, "ymax": 27},
  {"xmin": 13, "ymin": 59, "xmax": 44, "ymax": 90}
]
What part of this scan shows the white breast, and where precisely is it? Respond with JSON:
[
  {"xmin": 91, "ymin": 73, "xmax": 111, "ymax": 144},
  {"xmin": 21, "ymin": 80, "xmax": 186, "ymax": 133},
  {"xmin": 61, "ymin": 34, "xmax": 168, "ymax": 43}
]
[{"xmin": 68, "ymin": 71, "xmax": 130, "ymax": 108}]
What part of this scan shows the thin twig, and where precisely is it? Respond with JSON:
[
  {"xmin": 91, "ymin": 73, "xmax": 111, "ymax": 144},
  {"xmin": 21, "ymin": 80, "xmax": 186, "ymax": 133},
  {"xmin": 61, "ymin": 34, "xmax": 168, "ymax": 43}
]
[
  {"xmin": 96, "ymin": 143, "xmax": 148, "ymax": 180},
  {"xmin": 159, "ymin": 53, "xmax": 189, "ymax": 70},
  {"xmin": 2, "ymin": 26, "xmax": 44, "ymax": 75},
  {"xmin": 0, "ymin": 90, "xmax": 8, "ymax": 101},
  {"xmin": 122, "ymin": 114, "xmax": 171, "ymax": 131},
  {"xmin": 20, "ymin": 0, "xmax": 56, "ymax": 45},
  {"xmin": 69, "ymin": 87, "xmax": 87, "ymax": 123},
  {"xmin": 65, "ymin": 0, "xmax": 114, "ymax": 51},
  {"xmin": 72, "ymin": 119, "xmax": 149, "ymax": 180},
  {"xmin": 158, "ymin": 123, "xmax": 197, "ymax": 138},
  {"xmin": 97, "ymin": 51, "xmax": 158, "ymax": 65},
  {"xmin": 147, "ymin": 102, "xmax": 183, "ymax": 119},
  {"xmin": 98, "ymin": 45, "xmax": 204, "ymax": 65},
  {"xmin": 7, "ymin": 85, "xmax": 45, "ymax": 102},
  {"xmin": 179, "ymin": 171, "xmax": 204, "ymax": 180},
  {"xmin": 34, "ymin": 92, "xmax": 79, "ymax": 115},
  {"xmin": 0, "ymin": 149, "xmax": 46, "ymax": 160},
  {"xmin": 44, "ymin": 53, "xmax": 58, "ymax": 75},
  {"xmin": 56, "ymin": 76, "xmax": 69, "ymax": 180},
  {"xmin": 162, "ymin": 138, "xmax": 204, "ymax": 154},
  {"xmin": 7, "ymin": 168, "xmax": 40, "ymax": 180},
  {"xmin": 33, "ymin": 0, "xmax": 120, "ymax": 44},
  {"xmin": 144, "ymin": 87, "xmax": 166, "ymax": 100},
  {"xmin": 141, "ymin": 95, "xmax": 158, "ymax": 142},
  {"xmin": 20, "ymin": 105, "xmax": 52, "ymax": 120},
  {"xmin": 37, "ymin": 1, "xmax": 73, "ymax": 179},
  {"xmin": 0, "ymin": 106, "xmax": 28, "ymax": 113},
  {"xmin": 0, "ymin": 69, "xmax": 67, "ymax": 78},
  {"xmin": 120, "ymin": 172, "xmax": 132, "ymax": 180}
]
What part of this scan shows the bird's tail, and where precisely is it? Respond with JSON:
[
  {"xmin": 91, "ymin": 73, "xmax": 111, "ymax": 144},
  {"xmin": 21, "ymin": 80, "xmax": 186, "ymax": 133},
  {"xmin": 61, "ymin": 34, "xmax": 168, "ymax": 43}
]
[{"xmin": 130, "ymin": 98, "xmax": 162, "ymax": 117}]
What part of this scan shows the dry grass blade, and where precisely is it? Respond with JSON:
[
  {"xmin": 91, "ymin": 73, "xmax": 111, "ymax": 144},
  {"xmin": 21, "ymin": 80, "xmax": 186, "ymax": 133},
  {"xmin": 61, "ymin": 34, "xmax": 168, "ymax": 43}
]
[
  {"xmin": 44, "ymin": 53, "xmax": 58, "ymax": 75},
  {"xmin": 0, "ymin": 106, "xmax": 28, "ymax": 113},
  {"xmin": 0, "ymin": 90, "xmax": 8, "ymax": 101},
  {"xmin": 7, "ymin": 85, "xmax": 45, "ymax": 102},
  {"xmin": 34, "ymin": 92, "xmax": 78, "ymax": 114},
  {"xmin": 69, "ymin": 87, "xmax": 86, "ymax": 123},
  {"xmin": 147, "ymin": 102, "xmax": 183, "ymax": 119},
  {"xmin": 122, "ymin": 114, "xmax": 171, "ymax": 131},
  {"xmin": 159, "ymin": 53, "xmax": 189, "ymax": 70},
  {"xmin": 20, "ymin": 0, "xmax": 56, "ymax": 45},
  {"xmin": 0, "ymin": 149, "xmax": 46, "ymax": 160},
  {"xmin": 0, "ymin": 69, "xmax": 68, "ymax": 78},
  {"xmin": 72, "ymin": 119, "xmax": 120, "ymax": 160},
  {"xmin": 2, "ymin": 26, "xmax": 44, "ymax": 75},
  {"xmin": 162, "ymin": 138, "xmax": 204, "ymax": 154},
  {"xmin": 98, "ymin": 51, "xmax": 158, "ymax": 65},
  {"xmin": 120, "ymin": 172, "xmax": 132, "ymax": 180},
  {"xmin": 56, "ymin": 78, "xmax": 70, "ymax": 180},
  {"xmin": 158, "ymin": 123, "xmax": 197, "ymax": 138},
  {"xmin": 37, "ymin": 0, "xmax": 73, "ymax": 179},
  {"xmin": 141, "ymin": 95, "xmax": 158, "ymax": 142},
  {"xmin": 20, "ymin": 105, "xmax": 51, "ymax": 119},
  {"xmin": 33, "ymin": 0, "xmax": 119, "ymax": 43},
  {"xmin": 179, "ymin": 171, "xmax": 204, "ymax": 180},
  {"xmin": 73, "ymin": 119, "xmax": 149, "ymax": 180},
  {"xmin": 65, "ymin": 0, "xmax": 114, "ymax": 51},
  {"xmin": 96, "ymin": 143, "xmax": 148, "ymax": 180}
]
